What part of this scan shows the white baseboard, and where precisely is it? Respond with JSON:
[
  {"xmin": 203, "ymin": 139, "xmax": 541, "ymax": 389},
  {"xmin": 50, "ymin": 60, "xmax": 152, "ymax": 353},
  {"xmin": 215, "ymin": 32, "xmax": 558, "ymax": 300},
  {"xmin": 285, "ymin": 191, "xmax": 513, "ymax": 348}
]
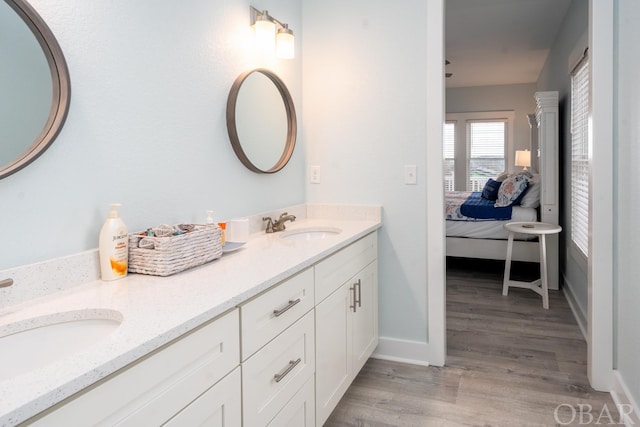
[
  {"xmin": 371, "ymin": 337, "xmax": 431, "ymax": 367},
  {"xmin": 611, "ymin": 370, "xmax": 640, "ymax": 426},
  {"xmin": 561, "ymin": 272, "xmax": 587, "ymax": 341}
]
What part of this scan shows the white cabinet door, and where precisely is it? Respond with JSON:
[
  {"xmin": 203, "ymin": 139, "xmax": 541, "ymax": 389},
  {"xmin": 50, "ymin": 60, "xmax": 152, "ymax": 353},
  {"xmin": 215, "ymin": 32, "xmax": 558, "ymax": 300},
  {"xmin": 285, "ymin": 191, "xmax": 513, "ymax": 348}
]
[
  {"xmin": 315, "ymin": 281, "xmax": 352, "ymax": 426},
  {"xmin": 352, "ymin": 260, "xmax": 378, "ymax": 375},
  {"xmin": 315, "ymin": 258, "xmax": 378, "ymax": 426},
  {"xmin": 163, "ymin": 367, "xmax": 241, "ymax": 427}
]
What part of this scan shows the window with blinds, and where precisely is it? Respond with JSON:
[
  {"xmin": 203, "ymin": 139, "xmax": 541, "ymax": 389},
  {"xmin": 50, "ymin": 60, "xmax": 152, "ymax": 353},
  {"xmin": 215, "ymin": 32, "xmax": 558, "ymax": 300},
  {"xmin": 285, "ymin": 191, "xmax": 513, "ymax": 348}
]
[
  {"xmin": 445, "ymin": 111, "xmax": 513, "ymax": 191},
  {"xmin": 468, "ymin": 121, "xmax": 506, "ymax": 191},
  {"xmin": 570, "ymin": 56, "xmax": 590, "ymax": 257},
  {"xmin": 443, "ymin": 122, "xmax": 455, "ymax": 191}
]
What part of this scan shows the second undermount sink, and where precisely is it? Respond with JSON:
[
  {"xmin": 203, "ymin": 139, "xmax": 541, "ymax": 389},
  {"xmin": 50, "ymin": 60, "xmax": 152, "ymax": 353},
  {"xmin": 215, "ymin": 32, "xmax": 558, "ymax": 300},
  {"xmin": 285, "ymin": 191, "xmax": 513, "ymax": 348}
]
[
  {"xmin": 0, "ymin": 309, "xmax": 122, "ymax": 381},
  {"xmin": 279, "ymin": 227, "xmax": 342, "ymax": 241}
]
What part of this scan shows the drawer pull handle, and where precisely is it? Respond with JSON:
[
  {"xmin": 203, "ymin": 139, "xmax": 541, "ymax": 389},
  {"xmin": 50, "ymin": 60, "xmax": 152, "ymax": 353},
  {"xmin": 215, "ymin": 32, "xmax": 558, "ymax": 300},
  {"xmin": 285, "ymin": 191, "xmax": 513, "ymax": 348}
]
[
  {"xmin": 273, "ymin": 298, "xmax": 301, "ymax": 317},
  {"xmin": 355, "ymin": 279, "xmax": 362, "ymax": 308},
  {"xmin": 274, "ymin": 358, "xmax": 302, "ymax": 383},
  {"xmin": 350, "ymin": 286, "xmax": 357, "ymax": 313}
]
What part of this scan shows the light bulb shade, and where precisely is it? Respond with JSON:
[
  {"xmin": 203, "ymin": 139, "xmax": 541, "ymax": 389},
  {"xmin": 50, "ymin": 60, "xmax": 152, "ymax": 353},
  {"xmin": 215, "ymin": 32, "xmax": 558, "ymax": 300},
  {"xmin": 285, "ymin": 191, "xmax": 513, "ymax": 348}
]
[
  {"xmin": 254, "ymin": 15, "xmax": 276, "ymax": 52},
  {"xmin": 276, "ymin": 27, "xmax": 294, "ymax": 59},
  {"xmin": 515, "ymin": 150, "xmax": 531, "ymax": 168}
]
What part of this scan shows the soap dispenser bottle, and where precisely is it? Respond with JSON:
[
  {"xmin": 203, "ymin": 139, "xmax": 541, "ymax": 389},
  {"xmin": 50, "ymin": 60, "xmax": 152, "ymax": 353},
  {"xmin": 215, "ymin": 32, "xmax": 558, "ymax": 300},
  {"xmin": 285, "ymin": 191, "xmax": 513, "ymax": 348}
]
[{"xmin": 99, "ymin": 203, "xmax": 129, "ymax": 281}]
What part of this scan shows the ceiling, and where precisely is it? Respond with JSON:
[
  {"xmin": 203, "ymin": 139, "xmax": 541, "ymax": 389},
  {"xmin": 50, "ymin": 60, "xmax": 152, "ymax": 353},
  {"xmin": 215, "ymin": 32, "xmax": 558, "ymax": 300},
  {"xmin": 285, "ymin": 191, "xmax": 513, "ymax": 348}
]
[{"xmin": 445, "ymin": 0, "xmax": 572, "ymax": 88}]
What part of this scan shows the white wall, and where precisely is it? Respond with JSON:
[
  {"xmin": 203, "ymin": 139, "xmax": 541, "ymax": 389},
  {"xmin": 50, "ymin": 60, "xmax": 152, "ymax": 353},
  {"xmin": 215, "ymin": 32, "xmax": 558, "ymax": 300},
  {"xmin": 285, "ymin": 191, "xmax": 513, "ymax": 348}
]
[
  {"xmin": 302, "ymin": 0, "xmax": 432, "ymax": 360},
  {"xmin": 614, "ymin": 0, "xmax": 640, "ymax": 414},
  {"xmin": 446, "ymin": 83, "xmax": 537, "ymax": 163},
  {"xmin": 536, "ymin": 0, "xmax": 589, "ymax": 317},
  {"xmin": 0, "ymin": 0, "xmax": 304, "ymax": 270}
]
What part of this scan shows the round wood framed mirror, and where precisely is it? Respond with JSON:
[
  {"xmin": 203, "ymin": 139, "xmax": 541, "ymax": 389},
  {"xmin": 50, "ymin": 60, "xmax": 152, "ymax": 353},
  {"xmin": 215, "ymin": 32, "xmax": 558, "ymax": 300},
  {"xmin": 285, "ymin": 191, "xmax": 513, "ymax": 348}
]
[
  {"xmin": 0, "ymin": 0, "xmax": 71, "ymax": 179},
  {"xmin": 226, "ymin": 68, "xmax": 296, "ymax": 174}
]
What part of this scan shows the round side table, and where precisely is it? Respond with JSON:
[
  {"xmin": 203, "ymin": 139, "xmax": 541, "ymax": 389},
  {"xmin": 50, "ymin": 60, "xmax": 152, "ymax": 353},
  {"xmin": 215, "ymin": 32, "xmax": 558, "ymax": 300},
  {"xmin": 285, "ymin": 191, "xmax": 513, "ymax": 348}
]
[{"xmin": 502, "ymin": 221, "xmax": 562, "ymax": 309}]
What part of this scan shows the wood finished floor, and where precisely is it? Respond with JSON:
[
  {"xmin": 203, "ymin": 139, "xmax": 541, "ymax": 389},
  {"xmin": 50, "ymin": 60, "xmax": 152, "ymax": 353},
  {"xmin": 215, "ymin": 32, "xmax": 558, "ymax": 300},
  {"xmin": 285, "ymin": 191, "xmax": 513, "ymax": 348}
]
[{"xmin": 325, "ymin": 258, "xmax": 621, "ymax": 426}]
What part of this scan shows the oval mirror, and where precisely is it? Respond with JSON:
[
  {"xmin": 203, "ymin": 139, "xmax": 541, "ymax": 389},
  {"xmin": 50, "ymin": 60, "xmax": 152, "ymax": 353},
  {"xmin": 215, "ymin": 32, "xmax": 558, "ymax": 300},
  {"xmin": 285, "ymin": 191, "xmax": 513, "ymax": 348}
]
[
  {"xmin": 226, "ymin": 69, "xmax": 296, "ymax": 174},
  {"xmin": 0, "ymin": 0, "xmax": 70, "ymax": 179}
]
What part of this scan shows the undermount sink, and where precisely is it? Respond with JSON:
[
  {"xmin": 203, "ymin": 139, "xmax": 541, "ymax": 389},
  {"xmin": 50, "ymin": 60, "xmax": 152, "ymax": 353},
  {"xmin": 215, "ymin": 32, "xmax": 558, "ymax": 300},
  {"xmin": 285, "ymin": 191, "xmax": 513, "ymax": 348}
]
[
  {"xmin": 279, "ymin": 227, "xmax": 342, "ymax": 241},
  {"xmin": 0, "ymin": 309, "xmax": 122, "ymax": 380}
]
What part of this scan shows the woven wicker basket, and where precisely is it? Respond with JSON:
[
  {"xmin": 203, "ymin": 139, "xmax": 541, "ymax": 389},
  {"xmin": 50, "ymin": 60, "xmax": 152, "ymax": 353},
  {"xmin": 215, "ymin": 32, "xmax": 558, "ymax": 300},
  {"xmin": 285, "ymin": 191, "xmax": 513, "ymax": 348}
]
[{"xmin": 128, "ymin": 225, "xmax": 223, "ymax": 276}]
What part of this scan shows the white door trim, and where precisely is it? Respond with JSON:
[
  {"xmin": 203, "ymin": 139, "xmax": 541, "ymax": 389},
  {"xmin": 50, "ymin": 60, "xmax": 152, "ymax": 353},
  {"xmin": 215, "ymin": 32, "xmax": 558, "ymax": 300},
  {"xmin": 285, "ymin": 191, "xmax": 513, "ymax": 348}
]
[
  {"xmin": 587, "ymin": 0, "xmax": 614, "ymax": 391},
  {"xmin": 425, "ymin": 0, "xmax": 446, "ymax": 366},
  {"xmin": 429, "ymin": 0, "xmax": 615, "ymax": 385}
]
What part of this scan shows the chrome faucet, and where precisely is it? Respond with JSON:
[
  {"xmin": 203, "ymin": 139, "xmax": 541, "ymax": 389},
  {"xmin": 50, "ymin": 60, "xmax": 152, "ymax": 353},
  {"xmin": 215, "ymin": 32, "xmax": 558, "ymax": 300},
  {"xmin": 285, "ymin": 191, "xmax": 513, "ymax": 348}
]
[
  {"xmin": 274, "ymin": 213, "xmax": 296, "ymax": 231},
  {"xmin": 263, "ymin": 212, "xmax": 296, "ymax": 233}
]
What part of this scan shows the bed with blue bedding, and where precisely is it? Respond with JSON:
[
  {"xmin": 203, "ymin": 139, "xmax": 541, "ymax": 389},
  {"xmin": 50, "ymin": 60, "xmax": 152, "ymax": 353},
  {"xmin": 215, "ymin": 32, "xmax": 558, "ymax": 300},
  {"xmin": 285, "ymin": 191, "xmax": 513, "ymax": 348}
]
[
  {"xmin": 444, "ymin": 174, "xmax": 540, "ymax": 239},
  {"xmin": 445, "ymin": 188, "xmax": 539, "ymax": 267},
  {"xmin": 445, "ymin": 191, "xmax": 513, "ymax": 221},
  {"xmin": 446, "ymin": 91, "xmax": 559, "ymax": 290}
]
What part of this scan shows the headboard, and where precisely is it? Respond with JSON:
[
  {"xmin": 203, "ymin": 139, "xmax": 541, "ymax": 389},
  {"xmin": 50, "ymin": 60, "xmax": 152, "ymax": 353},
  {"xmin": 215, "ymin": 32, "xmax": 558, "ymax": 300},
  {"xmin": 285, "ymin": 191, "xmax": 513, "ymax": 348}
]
[
  {"xmin": 534, "ymin": 91, "xmax": 559, "ymax": 227},
  {"xmin": 528, "ymin": 113, "xmax": 539, "ymax": 173},
  {"xmin": 535, "ymin": 91, "xmax": 560, "ymax": 284}
]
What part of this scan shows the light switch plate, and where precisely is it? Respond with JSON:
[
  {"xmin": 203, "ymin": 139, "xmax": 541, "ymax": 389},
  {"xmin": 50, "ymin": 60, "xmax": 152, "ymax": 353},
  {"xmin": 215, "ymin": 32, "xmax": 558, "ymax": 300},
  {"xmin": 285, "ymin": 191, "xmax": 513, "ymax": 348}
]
[
  {"xmin": 404, "ymin": 165, "xmax": 417, "ymax": 185},
  {"xmin": 310, "ymin": 165, "xmax": 321, "ymax": 184}
]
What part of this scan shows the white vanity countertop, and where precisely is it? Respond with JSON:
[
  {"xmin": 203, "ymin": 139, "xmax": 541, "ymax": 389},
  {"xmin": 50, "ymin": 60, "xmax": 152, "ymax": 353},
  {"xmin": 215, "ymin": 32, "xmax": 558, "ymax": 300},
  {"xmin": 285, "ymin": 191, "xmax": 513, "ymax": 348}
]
[{"xmin": 0, "ymin": 217, "xmax": 381, "ymax": 426}]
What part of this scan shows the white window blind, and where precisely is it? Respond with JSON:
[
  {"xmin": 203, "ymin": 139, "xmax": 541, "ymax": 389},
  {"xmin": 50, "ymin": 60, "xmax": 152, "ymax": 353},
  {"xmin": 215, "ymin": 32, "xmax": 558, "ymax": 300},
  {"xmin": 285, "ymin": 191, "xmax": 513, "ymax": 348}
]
[
  {"xmin": 571, "ymin": 56, "xmax": 590, "ymax": 257},
  {"xmin": 443, "ymin": 122, "xmax": 455, "ymax": 191},
  {"xmin": 445, "ymin": 111, "xmax": 513, "ymax": 191},
  {"xmin": 468, "ymin": 121, "xmax": 505, "ymax": 191}
]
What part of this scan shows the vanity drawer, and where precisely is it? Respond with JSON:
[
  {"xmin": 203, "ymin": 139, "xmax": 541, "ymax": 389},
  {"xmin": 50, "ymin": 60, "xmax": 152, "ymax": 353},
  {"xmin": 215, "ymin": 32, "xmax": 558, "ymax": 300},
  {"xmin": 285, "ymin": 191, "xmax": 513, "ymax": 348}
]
[
  {"xmin": 30, "ymin": 309, "xmax": 240, "ymax": 427},
  {"xmin": 267, "ymin": 375, "xmax": 315, "ymax": 427},
  {"xmin": 315, "ymin": 232, "xmax": 377, "ymax": 303},
  {"xmin": 163, "ymin": 367, "xmax": 241, "ymax": 427},
  {"xmin": 240, "ymin": 267, "xmax": 314, "ymax": 360},
  {"xmin": 242, "ymin": 310, "xmax": 315, "ymax": 427}
]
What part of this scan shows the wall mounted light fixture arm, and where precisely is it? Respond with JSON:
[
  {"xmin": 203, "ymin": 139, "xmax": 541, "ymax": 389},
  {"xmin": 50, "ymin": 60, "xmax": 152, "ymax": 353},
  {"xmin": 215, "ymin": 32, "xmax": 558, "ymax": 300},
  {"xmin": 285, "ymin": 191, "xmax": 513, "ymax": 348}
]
[{"xmin": 250, "ymin": 6, "xmax": 287, "ymax": 31}]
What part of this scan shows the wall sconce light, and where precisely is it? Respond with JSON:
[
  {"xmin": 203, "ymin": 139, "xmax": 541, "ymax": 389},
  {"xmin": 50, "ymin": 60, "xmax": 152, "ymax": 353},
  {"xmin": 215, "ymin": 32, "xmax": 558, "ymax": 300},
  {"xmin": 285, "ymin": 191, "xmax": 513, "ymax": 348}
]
[
  {"xmin": 250, "ymin": 6, "xmax": 294, "ymax": 59},
  {"xmin": 515, "ymin": 149, "xmax": 531, "ymax": 172}
]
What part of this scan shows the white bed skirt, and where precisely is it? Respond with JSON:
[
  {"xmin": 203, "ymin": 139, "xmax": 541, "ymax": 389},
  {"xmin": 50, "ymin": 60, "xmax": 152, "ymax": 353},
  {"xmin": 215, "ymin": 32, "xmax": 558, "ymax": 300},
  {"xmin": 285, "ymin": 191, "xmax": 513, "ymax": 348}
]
[
  {"xmin": 446, "ymin": 237, "xmax": 540, "ymax": 263},
  {"xmin": 445, "ymin": 206, "xmax": 538, "ymax": 240},
  {"xmin": 446, "ymin": 206, "xmax": 540, "ymax": 263}
]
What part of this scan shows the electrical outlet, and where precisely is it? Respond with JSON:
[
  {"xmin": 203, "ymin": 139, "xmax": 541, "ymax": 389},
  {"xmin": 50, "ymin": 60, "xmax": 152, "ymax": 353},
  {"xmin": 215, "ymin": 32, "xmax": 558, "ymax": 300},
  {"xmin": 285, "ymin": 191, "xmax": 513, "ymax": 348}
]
[
  {"xmin": 310, "ymin": 165, "xmax": 321, "ymax": 184},
  {"xmin": 404, "ymin": 165, "xmax": 417, "ymax": 185}
]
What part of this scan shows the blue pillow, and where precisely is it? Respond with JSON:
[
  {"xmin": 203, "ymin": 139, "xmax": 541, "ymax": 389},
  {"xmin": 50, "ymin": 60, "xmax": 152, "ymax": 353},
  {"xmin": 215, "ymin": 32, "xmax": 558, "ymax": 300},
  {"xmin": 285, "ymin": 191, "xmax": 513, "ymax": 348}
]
[{"xmin": 481, "ymin": 179, "xmax": 501, "ymax": 201}]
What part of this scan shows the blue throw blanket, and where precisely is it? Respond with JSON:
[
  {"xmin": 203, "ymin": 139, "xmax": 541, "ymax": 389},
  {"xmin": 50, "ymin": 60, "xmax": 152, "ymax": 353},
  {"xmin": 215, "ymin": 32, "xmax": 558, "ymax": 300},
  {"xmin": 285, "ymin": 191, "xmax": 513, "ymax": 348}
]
[
  {"xmin": 460, "ymin": 192, "xmax": 512, "ymax": 219},
  {"xmin": 445, "ymin": 191, "xmax": 512, "ymax": 221}
]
